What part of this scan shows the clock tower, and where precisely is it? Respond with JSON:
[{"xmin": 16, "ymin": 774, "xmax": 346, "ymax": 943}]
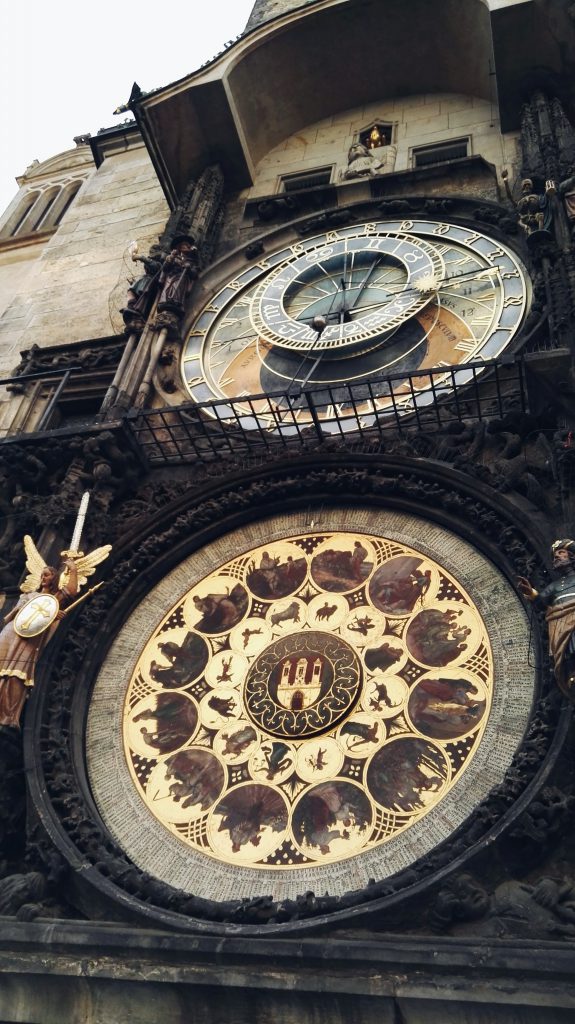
[{"xmin": 0, "ymin": 2, "xmax": 575, "ymax": 1022}]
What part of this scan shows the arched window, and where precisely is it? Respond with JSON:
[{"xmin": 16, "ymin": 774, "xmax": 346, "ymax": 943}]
[
  {"xmin": 4, "ymin": 192, "xmax": 40, "ymax": 237},
  {"xmin": 50, "ymin": 180, "xmax": 83, "ymax": 229},
  {"xmin": 30, "ymin": 187, "xmax": 60, "ymax": 231},
  {"xmin": 1, "ymin": 178, "xmax": 85, "ymax": 241}
]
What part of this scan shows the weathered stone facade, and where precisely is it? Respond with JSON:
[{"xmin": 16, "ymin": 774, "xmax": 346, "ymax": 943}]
[{"xmin": 0, "ymin": 1, "xmax": 575, "ymax": 1021}]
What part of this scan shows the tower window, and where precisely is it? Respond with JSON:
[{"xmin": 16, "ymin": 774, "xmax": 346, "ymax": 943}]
[
  {"xmin": 412, "ymin": 138, "xmax": 469, "ymax": 168},
  {"xmin": 279, "ymin": 167, "xmax": 332, "ymax": 193},
  {"xmin": 7, "ymin": 193, "xmax": 40, "ymax": 236},
  {"xmin": 52, "ymin": 181, "xmax": 83, "ymax": 227},
  {"xmin": 31, "ymin": 189, "xmax": 59, "ymax": 231}
]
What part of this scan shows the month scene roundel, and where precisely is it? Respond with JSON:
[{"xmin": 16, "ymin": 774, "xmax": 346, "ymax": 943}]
[{"xmin": 87, "ymin": 509, "xmax": 532, "ymax": 902}]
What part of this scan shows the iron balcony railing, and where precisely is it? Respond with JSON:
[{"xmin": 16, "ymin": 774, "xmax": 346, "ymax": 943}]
[
  {"xmin": 126, "ymin": 357, "xmax": 528, "ymax": 465},
  {"xmin": 0, "ymin": 358, "xmax": 528, "ymax": 464}
]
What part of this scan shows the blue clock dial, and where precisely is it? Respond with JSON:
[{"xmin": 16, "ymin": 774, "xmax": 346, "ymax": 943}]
[{"xmin": 182, "ymin": 221, "xmax": 528, "ymax": 430}]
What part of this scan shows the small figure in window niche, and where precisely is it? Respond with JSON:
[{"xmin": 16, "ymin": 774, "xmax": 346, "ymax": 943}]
[
  {"xmin": 518, "ymin": 540, "xmax": 575, "ymax": 699},
  {"xmin": 367, "ymin": 126, "xmax": 384, "ymax": 149},
  {"xmin": 0, "ymin": 535, "xmax": 111, "ymax": 729},
  {"xmin": 157, "ymin": 234, "xmax": 199, "ymax": 315},
  {"xmin": 501, "ymin": 171, "xmax": 553, "ymax": 238}
]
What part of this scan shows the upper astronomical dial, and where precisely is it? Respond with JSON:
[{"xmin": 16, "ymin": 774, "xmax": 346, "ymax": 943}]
[
  {"xmin": 182, "ymin": 220, "xmax": 528, "ymax": 427},
  {"xmin": 251, "ymin": 231, "xmax": 445, "ymax": 353}
]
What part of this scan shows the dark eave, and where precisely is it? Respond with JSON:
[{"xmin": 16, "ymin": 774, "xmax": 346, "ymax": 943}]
[{"xmin": 128, "ymin": 0, "xmax": 573, "ymax": 206}]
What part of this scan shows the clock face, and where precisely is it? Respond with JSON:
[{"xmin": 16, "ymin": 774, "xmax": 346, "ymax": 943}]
[
  {"xmin": 87, "ymin": 509, "xmax": 532, "ymax": 903},
  {"xmin": 182, "ymin": 220, "xmax": 528, "ymax": 430}
]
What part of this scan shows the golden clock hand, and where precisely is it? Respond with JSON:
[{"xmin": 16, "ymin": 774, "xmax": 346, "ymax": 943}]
[
  {"xmin": 321, "ymin": 249, "xmax": 356, "ymax": 323},
  {"xmin": 344, "ymin": 298, "xmax": 408, "ymax": 317},
  {"xmin": 291, "ymin": 268, "xmax": 351, "ymax": 326},
  {"xmin": 328, "ymin": 256, "xmax": 387, "ymax": 325}
]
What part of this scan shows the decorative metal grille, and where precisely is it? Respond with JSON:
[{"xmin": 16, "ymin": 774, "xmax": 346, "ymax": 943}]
[{"xmin": 126, "ymin": 358, "xmax": 527, "ymax": 465}]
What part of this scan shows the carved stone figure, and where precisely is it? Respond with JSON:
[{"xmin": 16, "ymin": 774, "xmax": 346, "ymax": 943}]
[
  {"xmin": 82, "ymin": 431, "xmax": 140, "ymax": 513},
  {"xmin": 0, "ymin": 556, "xmax": 77, "ymax": 729},
  {"xmin": 0, "ymin": 871, "xmax": 45, "ymax": 919},
  {"xmin": 343, "ymin": 142, "xmax": 383, "ymax": 179},
  {"xmin": 157, "ymin": 235, "xmax": 199, "ymax": 315},
  {"xmin": 517, "ymin": 179, "xmax": 553, "ymax": 235},
  {"xmin": 557, "ymin": 172, "xmax": 575, "ymax": 233},
  {"xmin": 502, "ymin": 170, "xmax": 552, "ymax": 237},
  {"xmin": 431, "ymin": 872, "xmax": 575, "ymax": 940},
  {"xmin": 518, "ymin": 539, "xmax": 575, "ymax": 698},
  {"xmin": 122, "ymin": 251, "xmax": 163, "ymax": 327}
]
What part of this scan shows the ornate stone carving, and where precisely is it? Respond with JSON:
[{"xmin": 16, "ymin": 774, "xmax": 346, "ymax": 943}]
[
  {"xmin": 244, "ymin": 240, "xmax": 265, "ymax": 260},
  {"xmin": 120, "ymin": 167, "xmax": 224, "ymax": 337},
  {"xmin": 507, "ymin": 786, "xmax": 575, "ymax": 858},
  {"xmin": 341, "ymin": 141, "xmax": 397, "ymax": 180},
  {"xmin": 294, "ymin": 208, "xmax": 353, "ymax": 235},
  {"xmin": 0, "ymin": 871, "xmax": 45, "ymax": 920},
  {"xmin": 8, "ymin": 339, "xmax": 126, "ymax": 390},
  {"xmin": 121, "ymin": 251, "xmax": 164, "ymax": 331},
  {"xmin": 430, "ymin": 869, "xmax": 575, "ymax": 940},
  {"xmin": 256, "ymin": 195, "xmax": 301, "ymax": 223},
  {"xmin": 158, "ymin": 165, "xmax": 225, "ymax": 270},
  {"xmin": 521, "ymin": 92, "xmax": 575, "ymax": 183},
  {"xmin": 0, "ymin": 728, "xmax": 26, "ymax": 860},
  {"xmin": 502, "ymin": 171, "xmax": 553, "ymax": 241}
]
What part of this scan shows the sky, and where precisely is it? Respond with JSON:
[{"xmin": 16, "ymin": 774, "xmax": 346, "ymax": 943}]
[{"xmin": 0, "ymin": 0, "xmax": 256, "ymax": 215}]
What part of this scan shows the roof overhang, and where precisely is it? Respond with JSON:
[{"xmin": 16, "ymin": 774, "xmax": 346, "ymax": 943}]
[{"xmin": 129, "ymin": 0, "xmax": 574, "ymax": 206}]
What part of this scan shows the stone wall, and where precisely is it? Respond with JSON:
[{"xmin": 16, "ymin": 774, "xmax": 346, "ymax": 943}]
[
  {"xmin": 0, "ymin": 146, "xmax": 95, "ymax": 329},
  {"xmin": 0, "ymin": 141, "xmax": 169, "ymax": 378},
  {"xmin": 0, "ymin": 922, "xmax": 574, "ymax": 1024},
  {"xmin": 0, "ymin": 241, "xmax": 46, "ymax": 329},
  {"xmin": 213, "ymin": 90, "xmax": 520, "ymax": 255},
  {"xmin": 246, "ymin": 92, "xmax": 520, "ymax": 198}
]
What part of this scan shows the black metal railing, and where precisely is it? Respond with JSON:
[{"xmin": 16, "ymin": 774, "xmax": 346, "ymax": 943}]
[
  {"xmin": 0, "ymin": 358, "xmax": 528, "ymax": 464},
  {"xmin": 126, "ymin": 358, "xmax": 528, "ymax": 465},
  {"xmin": 0, "ymin": 366, "xmax": 83, "ymax": 435}
]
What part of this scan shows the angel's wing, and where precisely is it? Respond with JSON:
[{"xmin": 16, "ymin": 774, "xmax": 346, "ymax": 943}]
[
  {"xmin": 21, "ymin": 535, "xmax": 47, "ymax": 593},
  {"xmin": 73, "ymin": 544, "xmax": 112, "ymax": 589}
]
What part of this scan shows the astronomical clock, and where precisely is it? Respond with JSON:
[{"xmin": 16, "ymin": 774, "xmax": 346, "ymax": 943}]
[
  {"xmin": 87, "ymin": 507, "xmax": 532, "ymax": 905},
  {"xmin": 80, "ymin": 215, "xmax": 536, "ymax": 913},
  {"xmin": 181, "ymin": 219, "xmax": 528, "ymax": 430},
  {"xmin": 26, "ymin": 209, "xmax": 537, "ymax": 929}
]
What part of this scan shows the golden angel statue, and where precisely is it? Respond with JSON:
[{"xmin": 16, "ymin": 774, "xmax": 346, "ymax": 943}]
[{"xmin": 0, "ymin": 518, "xmax": 111, "ymax": 729}]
